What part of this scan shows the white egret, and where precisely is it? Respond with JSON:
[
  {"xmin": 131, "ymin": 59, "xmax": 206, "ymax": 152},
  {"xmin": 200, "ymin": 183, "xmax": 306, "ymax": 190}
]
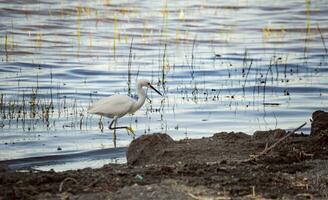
[{"xmin": 88, "ymin": 79, "xmax": 162, "ymax": 143}]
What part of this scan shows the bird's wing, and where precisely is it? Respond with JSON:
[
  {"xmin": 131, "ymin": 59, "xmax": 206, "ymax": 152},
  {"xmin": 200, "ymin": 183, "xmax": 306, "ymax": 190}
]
[{"xmin": 88, "ymin": 94, "xmax": 135, "ymax": 118}]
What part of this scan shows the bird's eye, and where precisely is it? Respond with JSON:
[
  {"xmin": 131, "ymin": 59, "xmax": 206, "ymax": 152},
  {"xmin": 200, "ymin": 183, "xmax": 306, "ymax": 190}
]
[{"xmin": 147, "ymin": 82, "xmax": 150, "ymax": 85}]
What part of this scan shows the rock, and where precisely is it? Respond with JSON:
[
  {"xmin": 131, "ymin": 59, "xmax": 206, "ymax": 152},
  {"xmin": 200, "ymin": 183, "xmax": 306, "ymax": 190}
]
[
  {"xmin": 311, "ymin": 110, "xmax": 328, "ymax": 136},
  {"xmin": 213, "ymin": 132, "xmax": 250, "ymax": 141},
  {"xmin": 127, "ymin": 133, "xmax": 174, "ymax": 166},
  {"xmin": 253, "ymin": 129, "xmax": 286, "ymax": 140}
]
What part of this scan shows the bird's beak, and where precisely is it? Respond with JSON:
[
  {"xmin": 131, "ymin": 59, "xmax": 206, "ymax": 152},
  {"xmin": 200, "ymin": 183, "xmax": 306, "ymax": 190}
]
[{"xmin": 149, "ymin": 84, "xmax": 162, "ymax": 96}]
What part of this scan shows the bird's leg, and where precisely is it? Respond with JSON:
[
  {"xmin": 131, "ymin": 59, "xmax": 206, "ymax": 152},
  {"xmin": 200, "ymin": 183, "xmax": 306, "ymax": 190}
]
[
  {"xmin": 125, "ymin": 126, "xmax": 135, "ymax": 136},
  {"xmin": 109, "ymin": 116, "xmax": 135, "ymax": 136},
  {"xmin": 113, "ymin": 118, "xmax": 117, "ymax": 148},
  {"xmin": 108, "ymin": 117, "xmax": 116, "ymax": 130},
  {"xmin": 108, "ymin": 117, "xmax": 118, "ymax": 147}
]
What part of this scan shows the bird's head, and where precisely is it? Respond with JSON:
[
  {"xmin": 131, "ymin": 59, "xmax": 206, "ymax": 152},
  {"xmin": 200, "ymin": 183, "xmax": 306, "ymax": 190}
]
[{"xmin": 138, "ymin": 79, "xmax": 162, "ymax": 96}]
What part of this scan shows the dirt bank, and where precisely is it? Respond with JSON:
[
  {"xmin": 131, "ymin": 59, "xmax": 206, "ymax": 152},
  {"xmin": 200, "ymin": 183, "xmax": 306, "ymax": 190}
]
[{"xmin": 1, "ymin": 111, "xmax": 328, "ymax": 199}]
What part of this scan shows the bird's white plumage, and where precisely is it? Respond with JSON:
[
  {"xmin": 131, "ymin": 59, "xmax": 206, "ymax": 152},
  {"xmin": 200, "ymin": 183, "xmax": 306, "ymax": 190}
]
[
  {"xmin": 88, "ymin": 94, "xmax": 136, "ymax": 118},
  {"xmin": 88, "ymin": 79, "xmax": 162, "ymax": 137}
]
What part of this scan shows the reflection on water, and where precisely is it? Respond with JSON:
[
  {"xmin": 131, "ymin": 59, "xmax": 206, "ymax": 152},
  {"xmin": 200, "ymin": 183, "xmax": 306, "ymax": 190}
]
[
  {"xmin": 0, "ymin": 0, "xmax": 327, "ymax": 163},
  {"xmin": 3, "ymin": 147, "xmax": 127, "ymax": 171},
  {"xmin": 33, "ymin": 157, "xmax": 126, "ymax": 172}
]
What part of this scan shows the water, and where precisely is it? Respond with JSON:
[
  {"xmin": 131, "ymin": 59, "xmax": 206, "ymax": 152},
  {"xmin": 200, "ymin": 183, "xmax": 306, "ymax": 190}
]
[{"xmin": 0, "ymin": 0, "xmax": 327, "ymax": 169}]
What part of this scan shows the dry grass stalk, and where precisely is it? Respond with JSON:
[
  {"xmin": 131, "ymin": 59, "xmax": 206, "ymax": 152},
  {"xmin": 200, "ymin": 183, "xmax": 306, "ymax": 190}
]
[{"xmin": 243, "ymin": 122, "xmax": 307, "ymax": 162}]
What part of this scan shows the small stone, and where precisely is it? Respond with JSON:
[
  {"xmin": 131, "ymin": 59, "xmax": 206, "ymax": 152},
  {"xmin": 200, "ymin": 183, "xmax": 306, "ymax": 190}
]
[{"xmin": 135, "ymin": 174, "xmax": 144, "ymax": 181}]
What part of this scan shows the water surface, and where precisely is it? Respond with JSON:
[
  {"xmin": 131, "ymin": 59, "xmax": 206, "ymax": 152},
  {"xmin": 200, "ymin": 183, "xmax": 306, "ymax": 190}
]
[{"xmin": 0, "ymin": 0, "xmax": 327, "ymax": 169}]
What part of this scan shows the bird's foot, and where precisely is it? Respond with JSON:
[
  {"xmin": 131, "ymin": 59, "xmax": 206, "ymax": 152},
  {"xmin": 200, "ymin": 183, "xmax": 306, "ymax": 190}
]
[{"xmin": 125, "ymin": 127, "xmax": 135, "ymax": 136}]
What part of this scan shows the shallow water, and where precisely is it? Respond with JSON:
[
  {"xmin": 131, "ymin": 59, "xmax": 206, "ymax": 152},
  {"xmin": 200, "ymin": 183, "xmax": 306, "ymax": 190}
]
[{"xmin": 0, "ymin": 0, "xmax": 327, "ymax": 169}]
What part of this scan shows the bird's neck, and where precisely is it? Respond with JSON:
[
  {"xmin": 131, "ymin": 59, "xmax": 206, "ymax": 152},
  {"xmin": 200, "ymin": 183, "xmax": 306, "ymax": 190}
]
[{"xmin": 132, "ymin": 85, "xmax": 146, "ymax": 113}]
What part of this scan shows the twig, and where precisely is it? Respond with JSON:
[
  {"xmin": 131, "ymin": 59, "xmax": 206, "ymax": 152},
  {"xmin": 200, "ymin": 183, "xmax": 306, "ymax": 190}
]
[
  {"xmin": 86, "ymin": 174, "xmax": 105, "ymax": 188},
  {"xmin": 59, "ymin": 177, "xmax": 78, "ymax": 192},
  {"xmin": 242, "ymin": 122, "xmax": 307, "ymax": 162}
]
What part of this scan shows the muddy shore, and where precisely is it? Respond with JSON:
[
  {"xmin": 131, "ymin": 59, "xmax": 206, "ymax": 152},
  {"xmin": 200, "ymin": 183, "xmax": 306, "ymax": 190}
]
[{"xmin": 1, "ymin": 111, "xmax": 328, "ymax": 199}]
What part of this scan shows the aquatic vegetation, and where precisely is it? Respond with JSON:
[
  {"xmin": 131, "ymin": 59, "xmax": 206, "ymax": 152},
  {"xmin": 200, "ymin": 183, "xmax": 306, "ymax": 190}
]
[
  {"xmin": 262, "ymin": 24, "xmax": 286, "ymax": 41},
  {"xmin": 113, "ymin": 14, "xmax": 117, "ymax": 56},
  {"xmin": 35, "ymin": 33, "xmax": 43, "ymax": 49},
  {"xmin": 316, "ymin": 24, "xmax": 327, "ymax": 55},
  {"xmin": 76, "ymin": 6, "xmax": 82, "ymax": 47}
]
